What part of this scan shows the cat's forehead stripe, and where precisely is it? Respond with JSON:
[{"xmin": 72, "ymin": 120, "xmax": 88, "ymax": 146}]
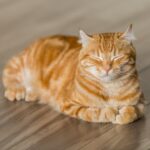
[{"xmin": 97, "ymin": 33, "xmax": 116, "ymax": 53}]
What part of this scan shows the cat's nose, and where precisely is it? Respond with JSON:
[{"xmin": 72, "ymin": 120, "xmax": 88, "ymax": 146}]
[{"xmin": 104, "ymin": 65, "xmax": 111, "ymax": 74}]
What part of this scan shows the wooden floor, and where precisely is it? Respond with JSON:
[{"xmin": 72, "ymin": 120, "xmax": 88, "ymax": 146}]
[{"xmin": 0, "ymin": 0, "xmax": 150, "ymax": 149}]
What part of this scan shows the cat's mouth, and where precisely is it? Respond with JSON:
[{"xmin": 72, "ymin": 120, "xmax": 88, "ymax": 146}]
[
  {"xmin": 100, "ymin": 73, "xmax": 119, "ymax": 82},
  {"xmin": 101, "ymin": 76, "xmax": 113, "ymax": 82}
]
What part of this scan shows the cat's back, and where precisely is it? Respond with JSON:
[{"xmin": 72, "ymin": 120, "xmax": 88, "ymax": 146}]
[
  {"xmin": 24, "ymin": 35, "xmax": 81, "ymax": 67},
  {"xmin": 26, "ymin": 35, "xmax": 81, "ymax": 54},
  {"xmin": 49, "ymin": 35, "xmax": 81, "ymax": 49}
]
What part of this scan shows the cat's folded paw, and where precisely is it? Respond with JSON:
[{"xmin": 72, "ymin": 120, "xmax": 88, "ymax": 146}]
[
  {"xmin": 112, "ymin": 106, "xmax": 138, "ymax": 124},
  {"xmin": 99, "ymin": 107, "xmax": 118, "ymax": 123}
]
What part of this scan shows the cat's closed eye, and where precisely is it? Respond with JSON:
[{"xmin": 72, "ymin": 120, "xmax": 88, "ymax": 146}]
[
  {"xmin": 81, "ymin": 60, "xmax": 93, "ymax": 67},
  {"xmin": 90, "ymin": 55, "xmax": 125, "ymax": 62},
  {"xmin": 90, "ymin": 55, "xmax": 103, "ymax": 62},
  {"xmin": 111, "ymin": 55, "xmax": 124, "ymax": 61}
]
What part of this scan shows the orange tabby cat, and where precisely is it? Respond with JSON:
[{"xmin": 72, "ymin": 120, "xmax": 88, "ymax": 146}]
[{"xmin": 2, "ymin": 24, "xmax": 145, "ymax": 124}]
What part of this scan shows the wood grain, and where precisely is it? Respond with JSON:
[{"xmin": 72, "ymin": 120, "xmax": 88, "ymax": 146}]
[{"xmin": 0, "ymin": 0, "xmax": 150, "ymax": 150}]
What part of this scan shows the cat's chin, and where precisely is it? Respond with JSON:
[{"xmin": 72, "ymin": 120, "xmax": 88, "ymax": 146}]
[
  {"xmin": 101, "ymin": 78, "xmax": 112, "ymax": 83},
  {"xmin": 100, "ymin": 75, "xmax": 118, "ymax": 83}
]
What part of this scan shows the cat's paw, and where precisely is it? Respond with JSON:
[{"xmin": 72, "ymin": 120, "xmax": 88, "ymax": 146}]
[
  {"xmin": 4, "ymin": 88, "xmax": 38, "ymax": 102},
  {"xmin": 113, "ymin": 106, "xmax": 138, "ymax": 124},
  {"xmin": 4, "ymin": 88, "xmax": 25, "ymax": 101}
]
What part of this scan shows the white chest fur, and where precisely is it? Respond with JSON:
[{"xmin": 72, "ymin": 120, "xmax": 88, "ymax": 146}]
[{"xmin": 102, "ymin": 80, "xmax": 124, "ymax": 96}]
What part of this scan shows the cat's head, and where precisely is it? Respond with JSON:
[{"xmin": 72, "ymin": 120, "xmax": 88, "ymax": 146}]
[{"xmin": 79, "ymin": 24, "xmax": 136, "ymax": 82}]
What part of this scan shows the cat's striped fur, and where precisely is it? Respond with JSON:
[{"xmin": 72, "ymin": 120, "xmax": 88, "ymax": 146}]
[{"xmin": 2, "ymin": 25, "xmax": 145, "ymax": 124}]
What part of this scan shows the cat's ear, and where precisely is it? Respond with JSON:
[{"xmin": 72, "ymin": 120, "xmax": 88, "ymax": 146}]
[
  {"xmin": 79, "ymin": 30, "xmax": 92, "ymax": 48},
  {"xmin": 121, "ymin": 24, "xmax": 136, "ymax": 42}
]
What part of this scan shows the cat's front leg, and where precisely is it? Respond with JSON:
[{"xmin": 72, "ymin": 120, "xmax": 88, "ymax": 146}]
[{"xmin": 60, "ymin": 101, "xmax": 119, "ymax": 123}]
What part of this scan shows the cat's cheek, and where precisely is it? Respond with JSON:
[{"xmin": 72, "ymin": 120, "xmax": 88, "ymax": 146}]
[
  {"xmin": 80, "ymin": 60, "xmax": 90, "ymax": 67},
  {"xmin": 121, "ymin": 65, "xmax": 132, "ymax": 73},
  {"xmin": 86, "ymin": 66, "xmax": 99, "ymax": 77},
  {"xmin": 100, "ymin": 71, "xmax": 107, "ymax": 77}
]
